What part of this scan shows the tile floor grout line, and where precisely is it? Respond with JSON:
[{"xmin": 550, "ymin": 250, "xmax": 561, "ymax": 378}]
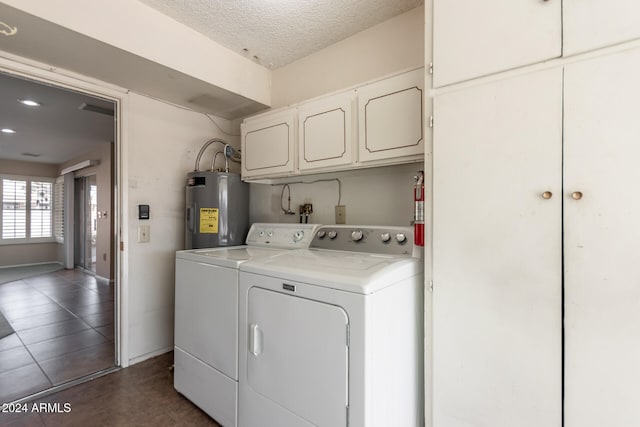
[
  {"xmin": 10, "ymin": 324, "xmax": 56, "ymax": 389},
  {"xmin": 0, "ymin": 269, "xmax": 116, "ymax": 403}
]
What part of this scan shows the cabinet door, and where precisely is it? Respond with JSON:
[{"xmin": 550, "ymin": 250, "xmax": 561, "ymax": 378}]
[
  {"xmin": 433, "ymin": 0, "xmax": 561, "ymax": 87},
  {"xmin": 357, "ymin": 68, "xmax": 424, "ymax": 164},
  {"xmin": 564, "ymin": 47, "xmax": 640, "ymax": 427},
  {"xmin": 241, "ymin": 109, "xmax": 295, "ymax": 179},
  {"xmin": 564, "ymin": 0, "xmax": 640, "ymax": 56},
  {"xmin": 298, "ymin": 92, "xmax": 354, "ymax": 171},
  {"xmin": 432, "ymin": 68, "xmax": 563, "ymax": 427}
]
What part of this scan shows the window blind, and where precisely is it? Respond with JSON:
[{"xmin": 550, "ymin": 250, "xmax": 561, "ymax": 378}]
[
  {"xmin": 31, "ymin": 181, "xmax": 53, "ymax": 238},
  {"xmin": 2, "ymin": 178, "xmax": 27, "ymax": 239},
  {"xmin": 54, "ymin": 177, "xmax": 64, "ymax": 243}
]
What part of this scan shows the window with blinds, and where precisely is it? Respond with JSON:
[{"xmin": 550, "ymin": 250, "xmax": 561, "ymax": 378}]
[
  {"xmin": 54, "ymin": 177, "xmax": 64, "ymax": 243},
  {"xmin": 2, "ymin": 178, "xmax": 27, "ymax": 239},
  {"xmin": 31, "ymin": 181, "xmax": 53, "ymax": 238},
  {"xmin": 1, "ymin": 176, "xmax": 56, "ymax": 242}
]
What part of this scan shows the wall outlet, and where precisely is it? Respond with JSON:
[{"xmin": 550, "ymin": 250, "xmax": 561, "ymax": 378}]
[
  {"xmin": 335, "ymin": 205, "xmax": 346, "ymax": 224},
  {"xmin": 138, "ymin": 225, "xmax": 150, "ymax": 243}
]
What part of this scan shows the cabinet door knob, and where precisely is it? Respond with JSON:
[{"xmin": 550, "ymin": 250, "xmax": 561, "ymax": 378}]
[
  {"xmin": 571, "ymin": 191, "xmax": 583, "ymax": 200},
  {"xmin": 542, "ymin": 191, "xmax": 553, "ymax": 199}
]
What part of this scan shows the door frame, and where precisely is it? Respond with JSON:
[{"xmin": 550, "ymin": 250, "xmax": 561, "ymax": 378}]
[{"xmin": 0, "ymin": 51, "xmax": 129, "ymax": 367}]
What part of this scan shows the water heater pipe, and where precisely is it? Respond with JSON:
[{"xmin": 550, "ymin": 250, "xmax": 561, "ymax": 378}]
[{"xmin": 194, "ymin": 138, "xmax": 228, "ymax": 172}]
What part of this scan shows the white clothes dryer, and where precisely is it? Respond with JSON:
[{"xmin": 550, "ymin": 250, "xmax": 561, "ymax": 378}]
[
  {"xmin": 238, "ymin": 225, "xmax": 424, "ymax": 427},
  {"xmin": 174, "ymin": 223, "xmax": 321, "ymax": 427}
]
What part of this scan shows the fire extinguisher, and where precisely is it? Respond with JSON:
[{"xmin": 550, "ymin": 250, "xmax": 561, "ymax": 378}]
[{"xmin": 414, "ymin": 171, "xmax": 425, "ymax": 246}]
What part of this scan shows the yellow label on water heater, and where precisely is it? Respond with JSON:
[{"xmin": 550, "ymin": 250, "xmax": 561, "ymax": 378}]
[{"xmin": 199, "ymin": 208, "xmax": 219, "ymax": 234}]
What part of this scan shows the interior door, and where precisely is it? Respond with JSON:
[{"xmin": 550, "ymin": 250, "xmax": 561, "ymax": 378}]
[
  {"xmin": 432, "ymin": 68, "xmax": 563, "ymax": 426},
  {"xmin": 247, "ymin": 287, "xmax": 349, "ymax": 427},
  {"xmin": 564, "ymin": 46, "xmax": 640, "ymax": 427}
]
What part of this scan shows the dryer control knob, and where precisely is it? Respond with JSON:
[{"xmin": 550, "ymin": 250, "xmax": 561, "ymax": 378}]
[
  {"xmin": 328, "ymin": 231, "xmax": 338, "ymax": 239},
  {"xmin": 396, "ymin": 233, "xmax": 407, "ymax": 243},
  {"xmin": 293, "ymin": 230, "xmax": 304, "ymax": 242},
  {"xmin": 267, "ymin": 230, "xmax": 274, "ymax": 237},
  {"xmin": 317, "ymin": 230, "xmax": 326, "ymax": 239},
  {"xmin": 381, "ymin": 232, "xmax": 391, "ymax": 243},
  {"xmin": 351, "ymin": 230, "xmax": 364, "ymax": 241}
]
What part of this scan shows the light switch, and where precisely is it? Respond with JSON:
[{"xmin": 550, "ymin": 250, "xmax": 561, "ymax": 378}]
[{"xmin": 138, "ymin": 225, "xmax": 150, "ymax": 243}]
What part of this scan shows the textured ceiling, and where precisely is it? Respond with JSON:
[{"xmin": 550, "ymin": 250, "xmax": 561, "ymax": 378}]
[{"xmin": 139, "ymin": 0, "xmax": 424, "ymax": 69}]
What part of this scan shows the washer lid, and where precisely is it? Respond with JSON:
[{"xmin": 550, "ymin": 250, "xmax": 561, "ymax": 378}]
[
  {"xmin": 240, "ymin": 249, "xmax": 422, "ymax": 294},
  {"xmin": 176, "ymin": 245, "xmax": 286, "ymax": 268}
]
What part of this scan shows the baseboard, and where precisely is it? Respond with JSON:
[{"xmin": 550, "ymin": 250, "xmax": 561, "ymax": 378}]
[
  {"xmin": 95, "ymin": 274, "xmax": 114, "ymax": 284},
  {"xmin": 128, "ymin": 346, "xmax": 173, "ymax": 366},
  {"xmin": 0, "ymin": 261, "xmax": 63, "ymax": 270}
]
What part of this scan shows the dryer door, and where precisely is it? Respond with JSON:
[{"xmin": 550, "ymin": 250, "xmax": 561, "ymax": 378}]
[{"xmin": 248, "ymin": 287, "xmax": 349, "ymax": 426}]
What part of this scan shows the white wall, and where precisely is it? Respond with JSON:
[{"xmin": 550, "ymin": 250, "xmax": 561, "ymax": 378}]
[
  {"xmin": 125, "ymin": 92, "xmax": 239, "ymax": 362},
  {"xmin": 271, "ymin": 5, "xmax": 425, "ymax": 108},
  {"xmin": 250, "ymin": 163, "xmax": 422, "ymax": 226}
]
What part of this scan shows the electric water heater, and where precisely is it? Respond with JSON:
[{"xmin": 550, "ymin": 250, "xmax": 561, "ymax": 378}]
[{"xmin": 185, "ymin": 171, "xmax": 249, "ymax": 249}]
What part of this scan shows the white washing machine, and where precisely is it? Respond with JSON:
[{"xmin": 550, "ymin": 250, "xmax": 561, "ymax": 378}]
[
  {"xmin": 174, "ymin": 223, "xmax": 321, "ymax": 427},
  {"xmin": 238, "ymin": 225, "xmax": 424, "ymax": 427}
]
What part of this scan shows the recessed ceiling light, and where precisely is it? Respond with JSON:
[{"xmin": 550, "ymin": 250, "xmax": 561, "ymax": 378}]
[
  {"xmin": 18, "ymin": 99, "xmax": 40, "ymax": 107},
  {"xmin": 1, "ymin": 128, "xmax": 16, "ymax": 134}
]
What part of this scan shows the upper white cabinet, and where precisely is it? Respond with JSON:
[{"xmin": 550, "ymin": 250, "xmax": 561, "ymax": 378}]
[
  {"xmin": 241, "ymin": 109, "xmax": 296, "ymax": 179},
  {"xmin": 357, "ymin": 68, "xmax": 425, "ymax": 163},
  {"xmin": 563, "ymin": 0, "xmax": 640, "ymax": 56},
  {"xmin": 298, "ymin": 92, "xmax": 354, "ymax": 172},
  {"xmin": 241, "ymin": 68, "xmax": 425, "ymax": 180},
  {"xmin": 433, "ymin": 0, "xmax": 561, "ymax": 87},
  {"xmin": 432, "ymin": 67, "xmax": 563, "ymax": 427}
]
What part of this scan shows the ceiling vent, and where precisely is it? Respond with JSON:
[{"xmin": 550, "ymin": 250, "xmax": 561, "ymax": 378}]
[{"xmin": 78, "ymin": 102, "xmax": 114, "ymax": 116}]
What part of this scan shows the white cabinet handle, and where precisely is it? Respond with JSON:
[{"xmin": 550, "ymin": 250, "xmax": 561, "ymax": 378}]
[{"xmin": 249, "ymin": 324, "xmax": 263, "ymax": 356}]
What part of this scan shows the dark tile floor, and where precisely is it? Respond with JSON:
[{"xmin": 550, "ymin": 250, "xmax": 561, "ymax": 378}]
[
  {"xmin": 0, "ymin": 352, "xmax": 221, "ymax": 427},
  {"xmin": 0, "ymin": 270, "xmax": 116, "ymax": 403}
]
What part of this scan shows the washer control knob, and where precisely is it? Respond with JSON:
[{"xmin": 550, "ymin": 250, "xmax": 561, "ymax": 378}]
[
  {"xmin": 293, "ymin": 230, "xmax": 304, "ymax": 242},
  {"xmin": 259, "ymin": 231, "xmax": 265, "ymax": 237},
  {"xmin": 351, "ymin": 230, "xmax": 364, "ymax": 241},
  {"xmin": 396, "ymin": 233, "xmax": 407, "ymax": 243},
  {"xmin": 267, "ymin": 230, "xmax": 274, "ymax": 237},
  {"xmin": 328, "ymin": 230, "xmax": 338, "ymax": 239},
  {"xmin": 317, "ymin": 230, "xmax": 326, "ymax": 239},
  {"xmin": 381, "ymin": 232, "xmax": 391, "ymax": 243}
]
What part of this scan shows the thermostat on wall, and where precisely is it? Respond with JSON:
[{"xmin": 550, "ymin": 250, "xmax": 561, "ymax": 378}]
[{"xmin": 138, "ymin": 204, "xmax": 150, "ymax": 220}]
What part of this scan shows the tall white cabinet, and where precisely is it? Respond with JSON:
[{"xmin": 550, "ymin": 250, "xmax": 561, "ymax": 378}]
[
  {"xmin": 432, "ymin": 45, "xmax": 640, "ymax": 426},
  {"xmin": 432, "ymin": 68, "xmax": 563, "ymax": 427},
  {"xmin": 564, "ymin": 47, "xmax": 640, "ymax": 427}
]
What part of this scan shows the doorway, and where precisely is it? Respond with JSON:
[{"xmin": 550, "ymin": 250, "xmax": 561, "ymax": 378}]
[
  {"xmin": 0, "ymin": 68, "xmax": 120, "ymax": 403},
  {"xmin": 74, "ymin": 175, "xmax": 98, "ymax": 274}
]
